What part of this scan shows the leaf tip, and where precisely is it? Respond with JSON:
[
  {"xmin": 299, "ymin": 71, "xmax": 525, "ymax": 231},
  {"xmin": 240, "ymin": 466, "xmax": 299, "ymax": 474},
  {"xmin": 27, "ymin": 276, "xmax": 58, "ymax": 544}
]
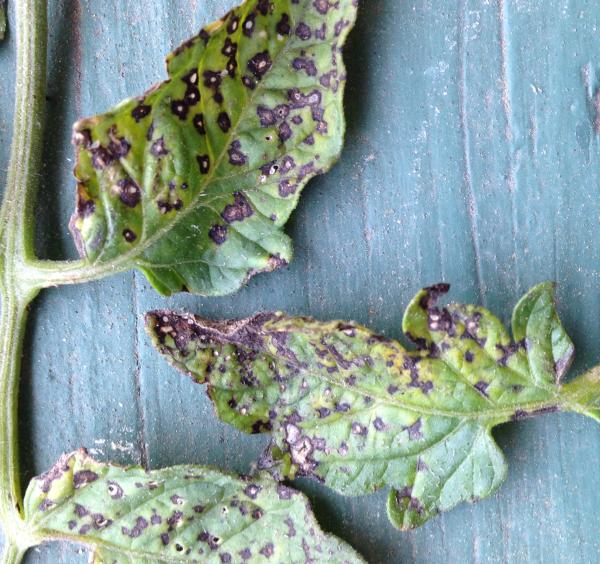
[
  {"xmin": 386, "ymin": 487, "xmax": 429, "ymax": 531},
  {"xmin": 402, "ymin": 282, "xmax": 450, "ymax": 334}
]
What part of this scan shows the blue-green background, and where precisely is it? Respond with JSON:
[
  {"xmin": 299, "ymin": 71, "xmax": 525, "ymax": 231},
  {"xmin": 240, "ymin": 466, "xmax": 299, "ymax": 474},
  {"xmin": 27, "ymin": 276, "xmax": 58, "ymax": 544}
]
[{"xmin": 1, "ymin": 0, "xmax": 600, "ymax": 562}]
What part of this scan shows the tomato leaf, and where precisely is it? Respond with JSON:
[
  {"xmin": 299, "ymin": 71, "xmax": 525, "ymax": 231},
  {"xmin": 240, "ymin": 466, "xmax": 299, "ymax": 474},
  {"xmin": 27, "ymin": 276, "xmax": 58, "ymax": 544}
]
[
  {"xmin": 69, "ymin": 0, "xmax": 358, "ymax": 295},
  {"xmin": 24, "ymin": 449, "xmax": 365, "ymax": 563},
  {"xmin": 144, "ymin": 283, "xmax": 600, "ymax": 530}
]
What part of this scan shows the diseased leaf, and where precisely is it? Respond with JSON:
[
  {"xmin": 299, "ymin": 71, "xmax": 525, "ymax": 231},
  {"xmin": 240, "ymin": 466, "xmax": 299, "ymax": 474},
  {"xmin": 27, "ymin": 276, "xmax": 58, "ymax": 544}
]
[
  {"xmin": 24, "ymin": 449, "xmax": 365, "ymax": 563},
  {"xmin": 69, "ymin": 0, "xmax": 358, "ymax": 296},
  {"xmin": 146, "ymin": 283, "xmax": 593, "ymax": 530}
]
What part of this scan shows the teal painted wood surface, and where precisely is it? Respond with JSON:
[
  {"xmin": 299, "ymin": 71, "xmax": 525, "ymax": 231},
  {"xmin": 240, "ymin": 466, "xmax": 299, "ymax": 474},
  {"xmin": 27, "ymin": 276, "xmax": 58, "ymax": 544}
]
[{"xmin": 2, "ymin": 0, "xmax": 600, "ymax": 562}]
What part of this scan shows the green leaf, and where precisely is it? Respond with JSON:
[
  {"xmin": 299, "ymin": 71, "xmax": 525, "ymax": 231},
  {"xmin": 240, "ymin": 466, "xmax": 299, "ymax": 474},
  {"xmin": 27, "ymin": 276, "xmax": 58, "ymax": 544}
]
[
  {"xmin": 511, "ymin": 281, "xmax": 574, "ymax": 386},
  {"xmin": 24, "ymin": 449, "xmax": 365, "ymax": 563},
  {"xmin": 68, "ymin": 0, "xmax": 358, "ymax": 296},
  {"xmin": 146, "ymin": 283, "xmax": 589, "ymax": 530}
]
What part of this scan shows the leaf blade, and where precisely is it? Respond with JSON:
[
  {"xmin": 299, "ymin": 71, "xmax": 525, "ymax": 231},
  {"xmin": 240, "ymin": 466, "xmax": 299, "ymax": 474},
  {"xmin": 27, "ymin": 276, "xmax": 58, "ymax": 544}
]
[
  {"xmin": 146, "ymin": 283, "xmax": 575, "ymax": 529},
  {"xmin": 511, "ymin": 282, "xmax": 574, "ymax": 386},
  {"xmin": 69, "ymin": 0, "xmax": 358, "ymax": 296},
  {"xmin": 24, "ymin": 450, "xmax": 365, "ymax": 563}
]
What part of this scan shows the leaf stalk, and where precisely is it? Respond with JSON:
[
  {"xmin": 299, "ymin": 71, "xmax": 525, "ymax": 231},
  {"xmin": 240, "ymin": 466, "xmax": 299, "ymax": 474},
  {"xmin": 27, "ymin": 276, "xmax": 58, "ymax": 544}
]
[{"xmin": 0, "ymin": 0, "xmax": 47, "ymax": 559}]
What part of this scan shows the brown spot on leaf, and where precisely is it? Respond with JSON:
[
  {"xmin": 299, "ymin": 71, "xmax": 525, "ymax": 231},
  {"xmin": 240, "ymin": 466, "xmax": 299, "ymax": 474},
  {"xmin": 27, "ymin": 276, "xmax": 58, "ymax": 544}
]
[
  {"xmin": 150, "ymin": 137, "xmax": 168, "ymax": 157},
  {"xmin": 296, "ymin": 22, "xmax": 312, "ymax": 40},
  {"xmin": 197, "ymin": 154, "xmax": 210, "ymax": 174},
  {"xmin": 474, "ymin": 381, "xmax": 489, "ymax": 397},
  {"xmin": 260, "ymin": 543, "xmax": 275, "ymax": 557},
  {"xmin": 293, "ymin": 57, "xmax": 318, "ymax": 76},
  {"xmin": 171, "ymin": 99, "xmax": 189, "ymax": 120},
  {"xmin": 118, "ymin": 178, "xmax": 141, "ymax": 207},
  {"xmin": 218, "ymin": 112, "xmax": 231, "ymax": 132},
  {"xmin": 276, "ymin": 13, "xmax": 291, "ymax": 35},
  {"xmin": 228, "ymin": 140, "xmax": 247, "ymax": 165},
  {"xmin": 244, "ymin": 484, "xmax": 261, "ymax": 499},
  {"xmin": 209, "ymin": 225, "xmax": 228, "ymax": 245},
  {"xmin": 122, "ymin": 229, "xmax": 137, "ymax": 243},
  {"xmin": 131, "ymin": 103, "xmax": 151, "ymax": 122},
  {"xmin": 247, "ymin": 51, "xmax": 272, "ymax": 79},
  {"xmin": 222, "ymin": 192, "xmax": 254, "ymax": 223},
  {"xmin": 90, "ymin": 146, "xmax": 114, "ymax": 170},
  {"xmin": 73, "ymin": 470, "xmax": 98, "ymax": 489}
]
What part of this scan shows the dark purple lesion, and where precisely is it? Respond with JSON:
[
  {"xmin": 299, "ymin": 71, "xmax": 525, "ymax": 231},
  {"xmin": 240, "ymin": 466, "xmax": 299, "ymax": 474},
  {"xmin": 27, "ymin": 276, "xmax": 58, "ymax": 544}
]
[
  {"xmin": 73, "ymin": 469, "xmax": 99, "ymax": 489},
  {"xmin": 90, "ymin": 146, "xmax": 115, "ymax": 170},
  {"xmin": 131, "ymin": 103, "xmax": 151, "ymax": 122},
  {"xmin": 315, "ymin": 23, "xmax": 328, "ymax": 40},
  {"xmin": 257, "ymin": 105, "xmax": 277, "ymax": 127},
  {"xmin": 496, "ymin": 340, "xmax": 526, "ymax": 367},
  {"xmin": 221, "ymin": 38, "xmax": 237, "ymax": 58},
  {"xmin": 511, "ymin": 405, "xmax": 559, "ymax": 421},
  {"xmin": 170, "ymin": 99, "xmax": 189, "ymax": 120},
  {"xmin": 193, "ymin": 113, "xmax": 206, "ymax": 134},
  {"xmin": 209, "ymin": 224, "xmax": 228, "ymax": 245},
  {"xmin": 276, "ymin": 13, "xmax": 291, "ymax": 35},
  {"xmin": 107, "ymin": 128, "xmax": 131, "ymax": 158},
  {"xmin": 146, "ymin": 310, "xmax": 277, "ymax": 358},
  {"xmin": 72, "ymin": 127, "xmax": 93, "ymax": 148},
  {"xmin": 334, "ymin": 18, "xmax": 351, "ymax": 37},
  {"xmin": 118, "ymin": 178, "xmax": 142, "ymax": 208},
  {"xmin": 197, "ymin": 154, "xmax": 210, "ymax": 174},
  {"xmin": 242, "ymin": 75, "xmax": 257, "ymax": 90},
  {"xmin": 150, "ymin": 137, "xmax": 169, "ymax": 157},
  {"xmin": 184, "ymin": 84, "xmax": 201, "ymax": 106},
  {"xmin": 394, "ymin": 486, "xmax": 425, "ymax": 516},
  {"xmin": 283, "ymin": 421, "xmax": 319, "ymax": 476},
  {"xmin": 247, "ymin": 51, "xmax": 273, "ymax": 79},
  {"xmin": 418, "ymin": 283, "xmax": 451, "ymax": 310},
  {"xmin": 228, "ymin": 140, "xmax": 247, "ymax": 165},
  {"xmin": 403, "ymin": 418, "xmax": 423, "ymax": 440},
  {"xmin": 403, "ymin": 355, "xmax": 434, "ymax": 394},
  {"xmin": 313, "ymin": 0, "xmax": 337, "ymax": 15},
  {"xmin": 218, "ymin": 111, "xmax": 232, "ymax": 132},
  {"xmin": 278, "ymin": 122, "xmax": 293, "ymax": 142},
  {"xmin": 203, "ymin": 69, "xmax": 224, "ymax": 103},
  {"xmin": 122, "ymin": 229, "xmax": 137, "ymax": 243},
  {"xmin": 227, "ymin": 14, "xmax": 240, "ymax": 34},
  {"xmin": 107, "ymin": 480, "xmax": 124, "ymax": 499},
  {"xmin": 256, "ymin": 0, "xmax": 271, "ymax": 15},
  {"xmin": 221, "ymin": 192, "xmax": 254, "ymax": 223},
  {"xmin": 555, "ymin": 348, "xmax": 574, "ymax": 382},
  {"xmin": 474, "ymin": 380, "xmax": 489, "ymax": 398},
  {"xmin": 295, "ymin": 22, "xmax": 312, "ymax": 40},
  {"xmin": 242, "ymin": 12, "xmax": 256, "ymax": 37},
  {"xmin": 73, "ymin": 188, "xmax": 96, "ymax": 219},
  {"xmin": 122, "ymin": 516, "xmax": 150, "ymax": 538},
  {"xmin": 91, "ymin": 513, "xmax": 113, "ymax": 530},
  {"xmin": 38, "ymin": 499, "xmax": 54, "ymax": 512},
  {"xmin": 279, "ymin": 179, "xmax": 297, "ymax": 197},
  {"xmin": 292, "ymin": 56, "xmax": 318, "ymax": 76},
  {"xmin": 373, "ymin": 417, "xmax": 387, "ymax": 431}
]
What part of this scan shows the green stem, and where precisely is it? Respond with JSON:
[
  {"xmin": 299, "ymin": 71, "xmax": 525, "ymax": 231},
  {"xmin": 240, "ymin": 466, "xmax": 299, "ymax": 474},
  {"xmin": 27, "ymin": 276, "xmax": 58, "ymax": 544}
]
[
  {"xmin": 0, "ymin": 295, "xmax": 31, "ymax": 523},
  {"xmin": 0, "ymin": 0, "xmax": 47, "ymax": 559},
  {"xmin": 561, "ymin": 365, "xmax": 600, "ymax": 422},
  {"xmin": 0, "ymin": 0, "xmax": 47, "ymax": 263},
  {"xmin": 19, "ymin": 258, "xmax": 130, "ymax": 289}
]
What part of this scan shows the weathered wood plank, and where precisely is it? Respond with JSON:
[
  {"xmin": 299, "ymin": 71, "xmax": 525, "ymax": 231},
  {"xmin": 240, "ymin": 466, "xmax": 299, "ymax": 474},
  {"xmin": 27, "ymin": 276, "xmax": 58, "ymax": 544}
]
[{"xmin": 0, "ymin": 0, "xmax": 599, "ymax": 562}]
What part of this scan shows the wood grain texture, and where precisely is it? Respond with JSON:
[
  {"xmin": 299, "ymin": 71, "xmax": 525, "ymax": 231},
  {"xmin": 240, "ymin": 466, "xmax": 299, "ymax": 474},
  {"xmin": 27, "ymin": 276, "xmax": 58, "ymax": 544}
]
[{"xmin": 1, "ymin": 0, "xmax": 600, "ymax": 562}]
